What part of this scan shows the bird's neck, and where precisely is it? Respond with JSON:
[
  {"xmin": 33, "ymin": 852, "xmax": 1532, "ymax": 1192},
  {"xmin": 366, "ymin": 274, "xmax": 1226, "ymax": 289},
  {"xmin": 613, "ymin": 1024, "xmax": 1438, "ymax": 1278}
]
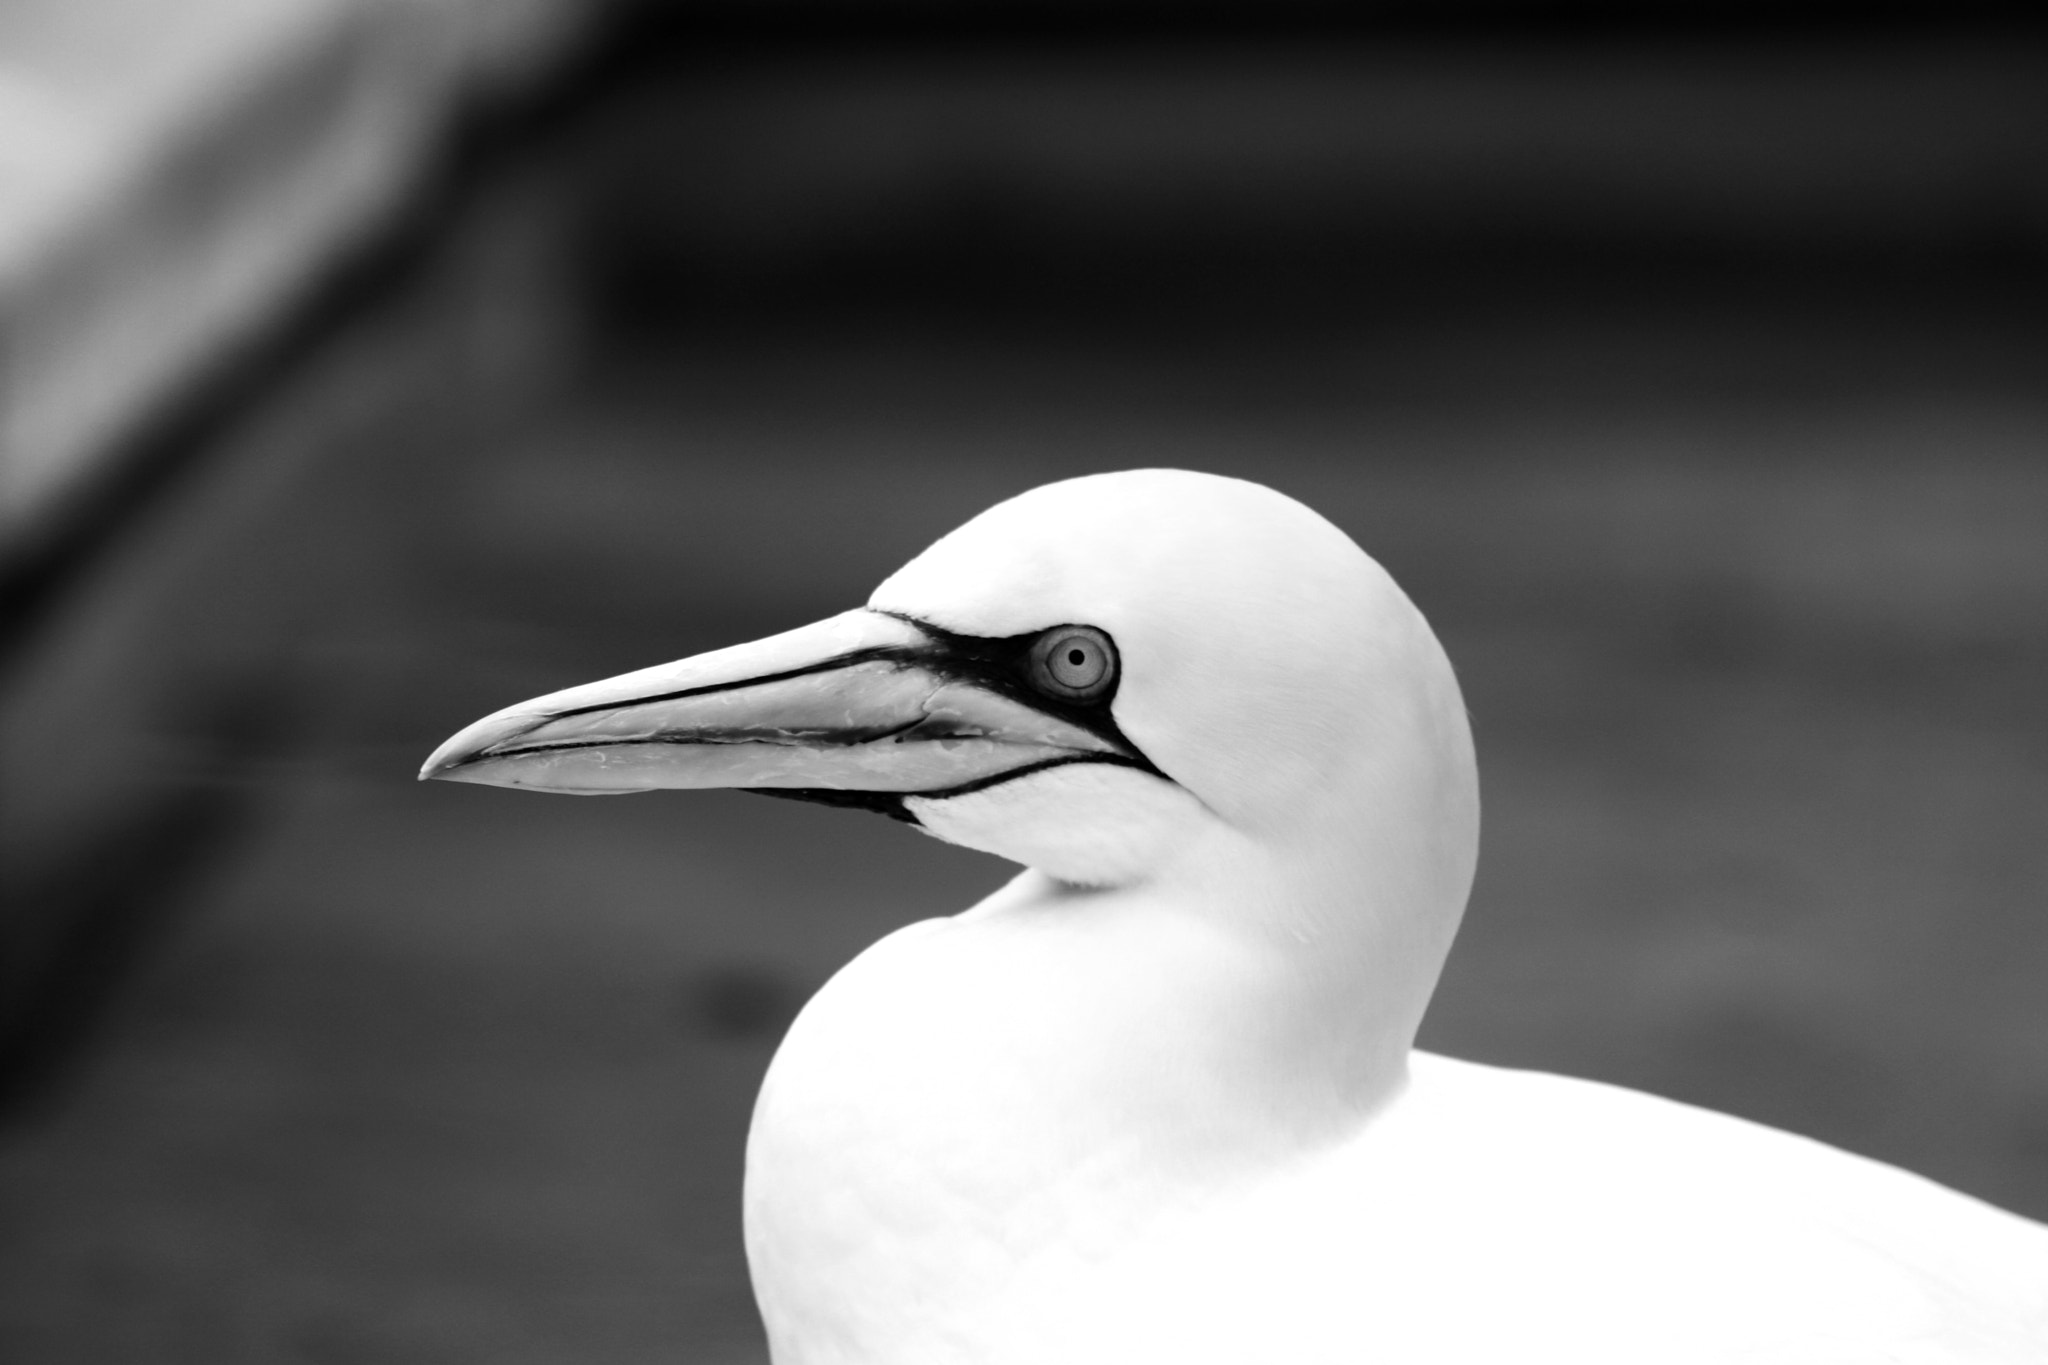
[{"xmin": 743, "ymin": 854, "xmax": 1437, "ymax": 1363}]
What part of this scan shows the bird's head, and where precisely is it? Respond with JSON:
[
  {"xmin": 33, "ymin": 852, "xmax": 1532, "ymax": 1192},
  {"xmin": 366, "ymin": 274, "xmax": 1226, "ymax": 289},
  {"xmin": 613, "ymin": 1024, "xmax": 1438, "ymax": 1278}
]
[{"xmin": 423, "ymin": 470, "xmax": 1477, "ymax": 954}]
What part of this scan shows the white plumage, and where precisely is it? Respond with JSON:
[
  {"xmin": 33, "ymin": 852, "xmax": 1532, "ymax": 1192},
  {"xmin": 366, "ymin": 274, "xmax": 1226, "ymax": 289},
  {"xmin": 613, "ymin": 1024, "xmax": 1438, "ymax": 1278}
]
[{"xmin": 426, "ymin": 469, "xmax": 2048, "ymax": 1363}]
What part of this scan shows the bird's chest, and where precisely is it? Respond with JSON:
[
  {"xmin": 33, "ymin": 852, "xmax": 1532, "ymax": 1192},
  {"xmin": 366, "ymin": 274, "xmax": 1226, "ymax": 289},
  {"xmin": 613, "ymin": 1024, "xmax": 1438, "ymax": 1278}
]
[{"xmin": 738, "ymin": 921, "xmax": 1247, "ymax": 1364}]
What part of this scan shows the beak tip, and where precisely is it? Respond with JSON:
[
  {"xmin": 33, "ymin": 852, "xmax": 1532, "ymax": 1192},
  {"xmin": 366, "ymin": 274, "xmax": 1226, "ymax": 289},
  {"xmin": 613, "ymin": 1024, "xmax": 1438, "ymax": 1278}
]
[
  {"xmin": 418, "ymin": 735, "xmax": 472, "ymax": 783},
  {"xmin": 420, "ymin": 706, "xmax": 548, "ymax": 785},
  {"xmin": 419, "ymin": 752, "xmax": 509, "ymax": 787},
  {"xmin": 417, "ymin": 753, "xmax": 462, "ymax": 783}
]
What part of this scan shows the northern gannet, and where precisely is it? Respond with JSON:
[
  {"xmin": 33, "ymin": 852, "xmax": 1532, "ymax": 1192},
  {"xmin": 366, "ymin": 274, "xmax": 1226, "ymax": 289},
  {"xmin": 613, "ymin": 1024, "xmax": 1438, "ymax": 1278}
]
[{"xmin": 423, "ymin": 470, "xmax": 2048, "ymax": 1364}]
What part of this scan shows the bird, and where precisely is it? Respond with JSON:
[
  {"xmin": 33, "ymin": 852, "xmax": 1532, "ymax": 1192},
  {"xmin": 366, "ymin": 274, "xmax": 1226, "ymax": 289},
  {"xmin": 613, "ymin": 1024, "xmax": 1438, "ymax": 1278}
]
[{"xmin": 422, "ymin": 469, "xmax": 2048, "ymax": 1364}]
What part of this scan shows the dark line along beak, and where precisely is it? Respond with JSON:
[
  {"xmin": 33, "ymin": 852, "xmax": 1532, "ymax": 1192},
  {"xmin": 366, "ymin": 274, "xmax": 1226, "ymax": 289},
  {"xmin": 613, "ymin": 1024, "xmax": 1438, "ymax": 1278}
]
[{"xmin": 419, "ymin": 609, "xmax": 1153, "ymax": 817}]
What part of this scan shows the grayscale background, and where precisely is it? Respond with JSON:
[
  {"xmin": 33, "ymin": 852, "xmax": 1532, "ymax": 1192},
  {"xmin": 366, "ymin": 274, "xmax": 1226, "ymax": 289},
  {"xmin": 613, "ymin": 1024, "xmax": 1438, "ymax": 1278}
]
[{"xmin": 3, "ymin": 4, "xmax": 2045, "ymax": 1361}]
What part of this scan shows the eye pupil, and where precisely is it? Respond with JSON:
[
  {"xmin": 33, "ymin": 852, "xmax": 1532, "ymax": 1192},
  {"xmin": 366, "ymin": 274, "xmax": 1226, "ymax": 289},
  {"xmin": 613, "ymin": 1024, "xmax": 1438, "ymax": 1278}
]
[{"xmin": 1066, "ymin": 648, "xmax": 1085, "ymax": 666}]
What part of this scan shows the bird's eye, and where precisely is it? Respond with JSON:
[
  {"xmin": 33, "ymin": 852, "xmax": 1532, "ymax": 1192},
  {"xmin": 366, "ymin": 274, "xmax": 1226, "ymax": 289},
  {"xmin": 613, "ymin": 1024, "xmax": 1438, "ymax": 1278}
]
[{"xmin": 1027, "ymin": 626, "xmax": 1117, "ymax": 701}]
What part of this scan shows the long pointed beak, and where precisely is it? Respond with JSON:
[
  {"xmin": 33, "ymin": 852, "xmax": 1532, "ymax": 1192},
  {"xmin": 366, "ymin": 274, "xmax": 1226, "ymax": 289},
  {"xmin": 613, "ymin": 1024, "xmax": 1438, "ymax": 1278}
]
[{"xmin": 420, "ymin": 609, "xmax": 1139, "ymax": 811}]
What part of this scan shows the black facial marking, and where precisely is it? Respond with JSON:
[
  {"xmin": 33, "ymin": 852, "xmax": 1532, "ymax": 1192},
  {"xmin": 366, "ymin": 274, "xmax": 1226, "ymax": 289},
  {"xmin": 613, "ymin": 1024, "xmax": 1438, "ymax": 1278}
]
[
  {"xmin": 914, "ymin": 752, "xmax": 1157, "ymax": 800},
  {"xmin": 747, "ymin": 787, "xmax": 919, "ymax": 824},
  {"xmin": 872, "ymin": 612, "xmax": 1158, "ymax": 772}
]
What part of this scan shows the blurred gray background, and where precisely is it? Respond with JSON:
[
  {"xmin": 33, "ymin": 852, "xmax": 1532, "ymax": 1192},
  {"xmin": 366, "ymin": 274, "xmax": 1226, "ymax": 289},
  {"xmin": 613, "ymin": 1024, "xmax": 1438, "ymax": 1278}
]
[{"xmin": 3, "ymin": 3, "xmax": 2045, "ymax": 1361}]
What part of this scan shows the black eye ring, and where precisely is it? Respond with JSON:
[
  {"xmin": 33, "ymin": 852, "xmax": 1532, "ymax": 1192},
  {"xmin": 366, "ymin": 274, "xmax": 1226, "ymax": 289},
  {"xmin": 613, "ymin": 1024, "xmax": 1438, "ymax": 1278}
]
[{"xmin": 1026, "ymin": 625, "xmax": 1118, "ymax": 702}]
